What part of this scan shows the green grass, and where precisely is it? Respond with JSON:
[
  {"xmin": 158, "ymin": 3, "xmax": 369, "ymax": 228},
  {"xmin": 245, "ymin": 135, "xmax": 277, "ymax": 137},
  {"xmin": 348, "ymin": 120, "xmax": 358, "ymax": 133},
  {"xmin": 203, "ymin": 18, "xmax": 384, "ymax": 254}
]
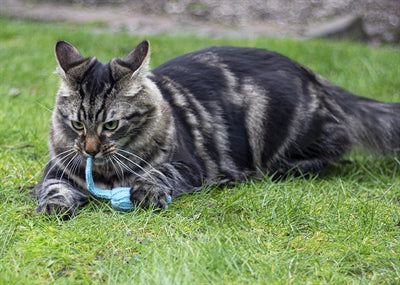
[{"xmin": 1, "ymin": 17, "xmax": 400, "ymax": 284}]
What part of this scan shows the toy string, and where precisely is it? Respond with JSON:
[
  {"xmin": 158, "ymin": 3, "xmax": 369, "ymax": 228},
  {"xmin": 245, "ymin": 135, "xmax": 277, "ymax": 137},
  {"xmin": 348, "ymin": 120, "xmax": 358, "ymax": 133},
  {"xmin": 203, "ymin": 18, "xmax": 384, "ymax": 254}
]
[
  {"xmin": 85, "ymin": 156, "xmax": 134, "ymax": 211},
  {"xmin": 85, "ymin": 157, "xmax": 171, "ymax": 212},
  {"xmin": 85, "ymin": 157, "xmax": 135, "ymax": 212}
]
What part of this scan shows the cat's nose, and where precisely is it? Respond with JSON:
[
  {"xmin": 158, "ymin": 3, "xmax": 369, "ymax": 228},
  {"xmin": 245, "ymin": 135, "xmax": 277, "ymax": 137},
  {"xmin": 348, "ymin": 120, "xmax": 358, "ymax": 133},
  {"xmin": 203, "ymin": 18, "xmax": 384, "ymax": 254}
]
[{"xmin": 84, "ymin": 135, "xmax": 100, "ymax": 157}]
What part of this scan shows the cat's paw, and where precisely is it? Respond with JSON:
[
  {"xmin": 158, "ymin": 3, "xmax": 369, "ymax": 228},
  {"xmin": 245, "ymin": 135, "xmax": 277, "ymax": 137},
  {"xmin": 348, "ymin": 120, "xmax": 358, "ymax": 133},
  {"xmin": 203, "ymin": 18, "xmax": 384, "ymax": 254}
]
[
  {"xmin": 35, "ymin": 181, "xmax": 86, "ymax": 218},
  {"xmin": 36, "ymin": 191, "xmax": 76, "ymax": 219},
  {"xmin": 36, "ymin": 200, "xmax": 74, "ymax": 219},
  {"xmin": 130, "ymin": 179, "xmax": 170, "ymax": 209}
]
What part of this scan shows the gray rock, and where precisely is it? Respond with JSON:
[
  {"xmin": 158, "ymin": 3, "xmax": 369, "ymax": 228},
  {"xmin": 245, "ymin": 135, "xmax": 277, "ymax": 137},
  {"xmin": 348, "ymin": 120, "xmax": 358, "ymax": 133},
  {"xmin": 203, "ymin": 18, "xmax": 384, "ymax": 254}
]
[{"xmin": 303, "ymin": 15, "xmax": 368, "ymax": 42}]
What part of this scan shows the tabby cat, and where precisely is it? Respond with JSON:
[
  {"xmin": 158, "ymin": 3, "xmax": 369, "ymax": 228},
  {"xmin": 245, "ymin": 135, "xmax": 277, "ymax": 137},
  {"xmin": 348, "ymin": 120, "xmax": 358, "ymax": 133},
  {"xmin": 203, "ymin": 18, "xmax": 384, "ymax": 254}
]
[{"xmin": 35, "ymin": 40, "xmax": 400, "ymax": 216}]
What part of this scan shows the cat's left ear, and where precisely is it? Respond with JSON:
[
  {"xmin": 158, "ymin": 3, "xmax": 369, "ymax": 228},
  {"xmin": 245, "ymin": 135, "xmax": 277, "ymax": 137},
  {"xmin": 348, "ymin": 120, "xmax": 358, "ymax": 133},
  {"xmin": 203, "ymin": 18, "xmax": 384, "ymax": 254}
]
[
  {"xmin": 110, "ymin": 40, "xmax": 150, "ymax": 82},
  {"xmin": 55, "ymin": 40, "xmax": 96, "ymax": 81}
]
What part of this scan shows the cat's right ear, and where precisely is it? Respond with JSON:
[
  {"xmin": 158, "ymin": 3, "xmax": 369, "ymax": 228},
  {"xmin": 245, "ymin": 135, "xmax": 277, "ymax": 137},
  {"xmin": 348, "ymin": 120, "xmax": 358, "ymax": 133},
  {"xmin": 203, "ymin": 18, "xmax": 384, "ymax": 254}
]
[
  {"xmin": 55, "ymin": 41, "xmax": 96, "ymax": 81},
  {"xmin": 110, "ymin": 40, "xmax": 150, "ymax": 82}
]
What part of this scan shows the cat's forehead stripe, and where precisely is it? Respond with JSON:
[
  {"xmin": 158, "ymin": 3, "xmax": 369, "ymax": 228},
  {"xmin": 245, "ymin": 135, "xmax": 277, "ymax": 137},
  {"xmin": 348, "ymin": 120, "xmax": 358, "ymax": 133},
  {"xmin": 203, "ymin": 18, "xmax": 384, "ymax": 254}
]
[{"xmin": 78, "ymin": 68, "xmax": 115, "ymax": 123}]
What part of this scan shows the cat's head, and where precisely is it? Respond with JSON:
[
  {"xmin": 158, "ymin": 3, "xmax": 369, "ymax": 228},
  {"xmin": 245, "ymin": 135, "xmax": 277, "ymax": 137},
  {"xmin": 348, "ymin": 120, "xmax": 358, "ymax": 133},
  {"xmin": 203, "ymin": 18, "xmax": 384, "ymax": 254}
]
[{"xmin": 49, "ymin": 40, "xmax": 168, "ymax": 168}]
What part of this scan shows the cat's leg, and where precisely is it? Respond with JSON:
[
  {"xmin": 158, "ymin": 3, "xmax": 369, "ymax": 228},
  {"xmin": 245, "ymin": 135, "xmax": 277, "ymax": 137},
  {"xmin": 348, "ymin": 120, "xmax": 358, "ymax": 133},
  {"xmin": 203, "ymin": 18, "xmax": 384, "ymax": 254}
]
[
  {"xmin": 270, "ymin": 121, "xmax": 351, "ymax": 178},
  {"xmin": 129, "ymin": 162, "xmax": 201, "ymax": 209},
  {"xmin": 35, "ymin": 177, "xmax": 87, "ymax": 217},
  {"xmin": 269, "ymin": 157, "xmax": 328, "ymax": 178}
]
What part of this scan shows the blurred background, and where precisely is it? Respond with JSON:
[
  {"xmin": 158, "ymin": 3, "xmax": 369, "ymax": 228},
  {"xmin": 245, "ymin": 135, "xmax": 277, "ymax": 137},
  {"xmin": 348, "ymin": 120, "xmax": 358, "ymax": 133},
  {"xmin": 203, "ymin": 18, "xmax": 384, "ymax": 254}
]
[{"xmin": 1, "ymin": 0, "xmax": 399, "ymax": 45}]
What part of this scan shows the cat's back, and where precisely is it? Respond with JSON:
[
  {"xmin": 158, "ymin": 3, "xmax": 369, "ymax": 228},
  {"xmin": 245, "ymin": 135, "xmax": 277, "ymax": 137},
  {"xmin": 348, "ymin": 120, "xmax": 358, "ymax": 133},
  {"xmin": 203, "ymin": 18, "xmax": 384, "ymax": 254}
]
[
  {"xmin": 153, "ymin": 45, "xmax": 302, "ymax": 73},
  {"xmin": 151, "ymin": 45, "xmax": 312, "ymax": 95}
]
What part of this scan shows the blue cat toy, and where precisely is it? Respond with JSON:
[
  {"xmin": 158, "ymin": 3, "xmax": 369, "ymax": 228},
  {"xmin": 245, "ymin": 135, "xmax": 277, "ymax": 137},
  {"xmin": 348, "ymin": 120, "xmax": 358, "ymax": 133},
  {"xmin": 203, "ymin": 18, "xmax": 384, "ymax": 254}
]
[{"xmin": 85, "ymin": 157, "xmax": 171, "ymax": 211}]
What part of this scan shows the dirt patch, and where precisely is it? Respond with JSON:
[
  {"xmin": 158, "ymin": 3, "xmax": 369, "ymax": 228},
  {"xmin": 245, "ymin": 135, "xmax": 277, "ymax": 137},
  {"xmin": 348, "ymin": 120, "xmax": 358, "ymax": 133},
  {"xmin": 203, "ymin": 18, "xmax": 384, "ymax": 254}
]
[
  {"xmin": 1, "ymin": 0, "xmax": 399, "ymax": 44},
  {"xmin": 0, "ymin": 0, "xmax": 295, "ymax": 38}
]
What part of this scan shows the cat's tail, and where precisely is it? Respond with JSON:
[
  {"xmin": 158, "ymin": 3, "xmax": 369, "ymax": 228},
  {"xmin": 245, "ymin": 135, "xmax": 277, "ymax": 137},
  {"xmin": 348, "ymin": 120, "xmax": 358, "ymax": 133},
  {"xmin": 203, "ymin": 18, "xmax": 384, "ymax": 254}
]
[{"xmin": 331, "ymin": 83, "xmax": 400, "ymax": 154}]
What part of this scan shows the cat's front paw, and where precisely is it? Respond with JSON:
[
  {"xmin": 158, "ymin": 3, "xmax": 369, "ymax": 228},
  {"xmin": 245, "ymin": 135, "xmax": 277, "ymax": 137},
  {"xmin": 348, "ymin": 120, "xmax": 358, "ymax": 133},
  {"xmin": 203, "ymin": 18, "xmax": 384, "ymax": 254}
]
[
  {"xmin": 36, "ymin": 192, "xmax": 76, "ymax": 219},
  {"xmin": 35, "ymin": 181, "xmax": 87, "ymax": 218},
  {"xmin": 130, "ymin": 179, "xmax": 170, "ymax": 209},
  {"xmin": 36, "ymin": 200, "xmax": 73, "ymax": 218}
]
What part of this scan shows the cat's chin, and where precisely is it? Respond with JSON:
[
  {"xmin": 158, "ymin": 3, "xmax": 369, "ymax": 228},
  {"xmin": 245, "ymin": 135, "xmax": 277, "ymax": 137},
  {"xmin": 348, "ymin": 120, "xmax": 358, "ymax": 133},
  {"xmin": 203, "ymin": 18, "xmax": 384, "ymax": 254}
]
[{"xmin": 93, "ymin": 157, "xmax": 107, "ymax": 166}]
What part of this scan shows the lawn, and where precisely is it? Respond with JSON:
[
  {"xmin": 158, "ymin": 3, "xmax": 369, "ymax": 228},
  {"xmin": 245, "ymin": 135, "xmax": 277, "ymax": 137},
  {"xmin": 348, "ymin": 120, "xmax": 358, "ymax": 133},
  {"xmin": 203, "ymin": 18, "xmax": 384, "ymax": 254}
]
[{"xmin": 1, "ymin": 17, "xmax": 400, "ymax": 284}]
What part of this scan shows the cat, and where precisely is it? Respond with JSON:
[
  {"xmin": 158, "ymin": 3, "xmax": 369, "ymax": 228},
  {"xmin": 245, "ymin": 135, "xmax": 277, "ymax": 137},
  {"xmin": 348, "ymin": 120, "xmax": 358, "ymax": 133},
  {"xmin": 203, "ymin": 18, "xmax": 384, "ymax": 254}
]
[{"xmin": 35, "ymin": 40, "xmax": 400, "ymax": 216}]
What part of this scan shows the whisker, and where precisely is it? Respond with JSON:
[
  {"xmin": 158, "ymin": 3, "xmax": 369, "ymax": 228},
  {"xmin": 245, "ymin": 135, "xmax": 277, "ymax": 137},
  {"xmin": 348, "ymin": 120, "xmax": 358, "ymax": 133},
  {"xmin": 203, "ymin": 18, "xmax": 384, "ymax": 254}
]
[
  {"xmin": 53, "ymin": 151, "xmax": 77, "ymax": 180},
  {"xmin": 112, "ymin": 155, "xmax": 147, "ymax": 180},
  {"xmin": 58, "ymin": 153, "xmax": 79, "ymax": 183},
  {"xmin": 35, "ymin": 101, "xmax": 54, "ymax": 114},
  {"xmin": 115, "ymin": 149, "xmax": 172, "ymax": 188},
  {"xmin": 66, "ymin": 157, "xmax": 82, "ymax": 184},
  {"xmin": 114, "ymin": 152, "xmax": 163, "ymax": 184},
  {"xmin": 45, "ymin": 148, "xmax": 76, "ymax": 167},
  {"xmin": 70, "ymin": 155, "xmax": 83, "ymax": 178},
  {"xmin": 116, "ymin": 149, "xmax": 167, "ymax": 178},
  {"xmin": 113, "ymin": 155, "xmax": 163, "ymax": 187},
  {"xmin": 109, "ymin": 156, "xmax": 125, "ymax": 184},
  {"xmin": 41, "ymin": 148, "xmax": 75, "ymax": 173},
  {"xmin": 114, "ymin": 152, "xmax": 152, "ymax": 175},
  {"xmin": 42, "ymin": 149, "xmax": 76, "ymax": 182}
]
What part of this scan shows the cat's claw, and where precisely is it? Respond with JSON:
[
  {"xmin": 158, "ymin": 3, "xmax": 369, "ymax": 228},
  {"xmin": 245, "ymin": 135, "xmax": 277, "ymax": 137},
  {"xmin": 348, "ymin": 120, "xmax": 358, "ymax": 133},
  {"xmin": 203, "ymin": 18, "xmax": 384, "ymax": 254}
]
[{"xmin": 130, "ymin": 179, "xmax": 171, "ymax": 210}]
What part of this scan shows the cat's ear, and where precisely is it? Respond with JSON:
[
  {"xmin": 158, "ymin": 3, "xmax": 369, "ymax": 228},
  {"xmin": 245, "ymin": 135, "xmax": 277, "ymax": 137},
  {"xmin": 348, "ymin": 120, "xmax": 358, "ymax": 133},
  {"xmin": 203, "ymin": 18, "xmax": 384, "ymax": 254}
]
[
  {"xmin": 55, "ymin": 40, "xmax": 96, "ymax": 81},
  {"xmin": 110, "ymin": 40, "xmax": 150, "ymax": 82}
]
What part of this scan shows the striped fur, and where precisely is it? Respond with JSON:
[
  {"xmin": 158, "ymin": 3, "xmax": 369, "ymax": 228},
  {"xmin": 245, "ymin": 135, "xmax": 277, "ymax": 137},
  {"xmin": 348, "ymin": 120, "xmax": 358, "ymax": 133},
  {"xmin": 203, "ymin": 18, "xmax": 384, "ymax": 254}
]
[{"xmin": 35, "ymin": 40, "xmax": 400, "ymax": 216}]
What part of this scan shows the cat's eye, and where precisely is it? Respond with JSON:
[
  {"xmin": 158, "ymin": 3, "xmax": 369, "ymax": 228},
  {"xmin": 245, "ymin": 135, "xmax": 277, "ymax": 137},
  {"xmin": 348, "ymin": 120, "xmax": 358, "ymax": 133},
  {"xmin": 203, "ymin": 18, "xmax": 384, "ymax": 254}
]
[
  {"xmin": 71, "ymin": 121, "xmax": 85, "ymax": 131},
  {"xmin": 104, "ymin": 120, "xmax": 119, "ymax": 131}
]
